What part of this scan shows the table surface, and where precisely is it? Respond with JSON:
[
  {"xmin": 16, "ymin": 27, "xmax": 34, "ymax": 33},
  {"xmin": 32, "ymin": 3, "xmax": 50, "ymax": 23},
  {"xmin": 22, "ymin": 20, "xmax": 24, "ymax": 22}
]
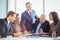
[
  {"xmin": 0, "ymin": 34, "xmax": 60, "ymax": 40},
  {"xmin": 0, "ymin": 36, "xmax": 60, "ymax": 40}
]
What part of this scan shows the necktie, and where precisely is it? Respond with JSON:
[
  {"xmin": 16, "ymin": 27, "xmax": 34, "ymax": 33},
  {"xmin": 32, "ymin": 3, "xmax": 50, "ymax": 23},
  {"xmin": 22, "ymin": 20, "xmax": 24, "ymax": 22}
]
[
  {"xmin": 30, "ymin": 12, "xmax": 32, "ymax": 19},
  {"xmin": 7, "ymin": 23, "xmax": 11, "ymax": 32}
]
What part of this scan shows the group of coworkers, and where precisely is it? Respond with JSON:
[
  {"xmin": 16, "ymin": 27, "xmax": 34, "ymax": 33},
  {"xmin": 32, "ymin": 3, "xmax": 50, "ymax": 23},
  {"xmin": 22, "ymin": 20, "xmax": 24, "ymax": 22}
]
[{"xmin": 0, "ymin": 2, "xmax": 60, "ymax": 38}]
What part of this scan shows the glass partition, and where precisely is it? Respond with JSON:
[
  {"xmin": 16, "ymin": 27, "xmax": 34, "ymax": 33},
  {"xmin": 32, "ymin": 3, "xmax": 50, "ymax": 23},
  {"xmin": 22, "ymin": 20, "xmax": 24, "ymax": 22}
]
[{"xmin": 0, "ymin": 0, "xmax": 8, "ymax": 19}]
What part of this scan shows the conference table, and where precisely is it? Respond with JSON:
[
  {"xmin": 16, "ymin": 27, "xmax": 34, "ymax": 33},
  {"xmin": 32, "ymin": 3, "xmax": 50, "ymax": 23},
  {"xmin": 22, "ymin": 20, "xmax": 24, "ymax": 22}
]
[{"xmin": 0, "ymin": 34, "xmax": 60, "ymax": 40}]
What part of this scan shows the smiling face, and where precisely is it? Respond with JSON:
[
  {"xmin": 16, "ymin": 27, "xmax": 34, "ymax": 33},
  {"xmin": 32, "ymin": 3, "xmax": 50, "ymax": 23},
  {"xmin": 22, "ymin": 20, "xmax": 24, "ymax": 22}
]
[
  {"xmin": 40, "ymin": 15, "xmax": 45, "ymax": 24},
  {"xmin": 49, "ymin": 14, "xmax": 53, "ymax": 21},
  {"xmin": 26, "ymin": 2, "xmax": 32, "ymax": 11},
  {"xmin": 16, "ymin": 15, "xmax": 20, "ymax": 22},
  {"xmin": 9, "ymin": 14, "xmax": 16, "ymax": 23}
]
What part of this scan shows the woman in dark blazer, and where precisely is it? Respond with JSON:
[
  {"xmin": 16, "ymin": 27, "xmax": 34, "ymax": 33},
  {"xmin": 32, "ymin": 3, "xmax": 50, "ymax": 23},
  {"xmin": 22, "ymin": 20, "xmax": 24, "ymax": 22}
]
[{"xmin": 49, "ymin": 11, "xmax": 60, "ymax": 36}]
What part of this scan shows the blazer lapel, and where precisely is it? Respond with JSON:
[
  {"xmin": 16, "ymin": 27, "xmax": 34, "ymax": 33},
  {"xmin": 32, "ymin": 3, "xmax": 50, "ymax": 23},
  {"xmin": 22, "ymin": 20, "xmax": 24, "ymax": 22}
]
[{"xmin": 24, "ymin": 11, "xmax": 32, "ymax": 22}]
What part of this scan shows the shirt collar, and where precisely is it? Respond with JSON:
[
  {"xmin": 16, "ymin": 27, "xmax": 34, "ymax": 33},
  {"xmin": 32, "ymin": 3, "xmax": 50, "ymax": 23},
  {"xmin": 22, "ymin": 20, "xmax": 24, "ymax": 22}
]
[
  {"xmin": 27, "ymin": 10, "xmax": 32, "ymax": 15},
  {"xmin": 7, "ymin": 18, "xmax": 10, "ymax": 24}
]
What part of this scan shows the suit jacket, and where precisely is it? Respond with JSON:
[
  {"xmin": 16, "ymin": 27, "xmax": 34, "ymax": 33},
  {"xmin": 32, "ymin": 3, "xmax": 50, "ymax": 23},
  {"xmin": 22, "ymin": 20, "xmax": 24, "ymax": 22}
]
[
  {"xmin": 20, "ymin": 10, "xmax": 38, "ymax": 32},
  {"xmin": 50, "ymin": 21, "xmax": 60, "ymax": 36},
  {"xmin": 33, "ymin": 20, "xmax": 50, "ymax": 33},
  {"xmin": 32, "ymin": 19, "xmax": 40, "ymax": 33},
  {"xmin": 0, "ymin": 19, "xmax": 7, "ymax": 37},
  {"xmin": 0, "ymin": 18, "xmax": 13, "ymax": 38}
]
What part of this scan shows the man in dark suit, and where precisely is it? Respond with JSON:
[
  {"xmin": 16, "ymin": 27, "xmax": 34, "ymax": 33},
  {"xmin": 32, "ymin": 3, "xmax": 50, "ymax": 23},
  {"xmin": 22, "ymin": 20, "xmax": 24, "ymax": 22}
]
[
  {"xmin": 0, "ymin": 11, "xmax": 16, "ymax": 37},
  {"xmin": 34, "ymin": 14, "xmax": 50, "ymax": 34},
  {"xmin": 20, "ymin": 2, "xmax": 38, "ymax": 34}
]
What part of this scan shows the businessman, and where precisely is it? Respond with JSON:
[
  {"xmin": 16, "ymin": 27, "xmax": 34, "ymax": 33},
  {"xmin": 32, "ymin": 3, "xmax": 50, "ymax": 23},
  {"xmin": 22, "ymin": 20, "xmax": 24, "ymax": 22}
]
[
  {"xmin": 0, "ymin": 11, "xmax": 16, "ymax": 37},
  {"xmin": 20, "ymin": 2, "xmax": 38, "ymax": 34}
]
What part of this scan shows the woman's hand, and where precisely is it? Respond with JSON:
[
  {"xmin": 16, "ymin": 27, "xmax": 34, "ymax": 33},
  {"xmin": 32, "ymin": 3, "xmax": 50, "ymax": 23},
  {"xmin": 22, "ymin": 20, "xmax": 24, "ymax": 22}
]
[
  {"xmin": 24, "ymin": 30, "xmax": 30, "ymax": 35},
  {"xmin": 14, "ymin": 32, "xmax": 22, "ymax": 37}
]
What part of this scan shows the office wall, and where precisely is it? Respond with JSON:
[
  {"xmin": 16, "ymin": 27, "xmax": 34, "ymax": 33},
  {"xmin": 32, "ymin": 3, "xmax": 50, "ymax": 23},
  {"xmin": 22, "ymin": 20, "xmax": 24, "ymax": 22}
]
[
  {"xmin": 45, "ymin": 0, "xmax": 60, "ymax": 20},
  {"xmin": 8, "ymin": 0, "xmax": 60, "ymax": 20},
  {"xmin": 16, "ymin": 0, "xmax": 43, "ymax": 17},
  {"xmin": 0, "ymin": 0, "xmax": 7, "ymax": 19},
  {"xmin": 8, "ymin": 0, "xmax": 15, "ymax": 12}
]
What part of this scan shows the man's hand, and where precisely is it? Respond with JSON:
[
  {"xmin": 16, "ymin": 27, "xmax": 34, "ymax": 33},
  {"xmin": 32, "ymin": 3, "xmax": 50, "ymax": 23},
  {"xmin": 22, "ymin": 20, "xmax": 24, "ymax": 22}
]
[{"xmin": 34, "ymin": 32, "xmax": 39, "ymax": 35}]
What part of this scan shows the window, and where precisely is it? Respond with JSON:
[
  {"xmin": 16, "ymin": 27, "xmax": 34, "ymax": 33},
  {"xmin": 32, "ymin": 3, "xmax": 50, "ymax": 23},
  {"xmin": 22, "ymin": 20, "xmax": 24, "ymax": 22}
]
[
  {"xmin": 16, "ymin": 0, "xmax": 43, "ymax": 17},
  {"xmin": 0, "ymin": 0, "xmax": 8, "ymax": 19},
  {"xmin": 8, "ymin": 0, "xmax": 15, "ymax": 12},
  {"xmin": 8, "ymin": 0, "xmax": 60, "ymax": 20},
  {"xmin": 45, "ymin": 0, "xmax": 60, "ymax": 20}
]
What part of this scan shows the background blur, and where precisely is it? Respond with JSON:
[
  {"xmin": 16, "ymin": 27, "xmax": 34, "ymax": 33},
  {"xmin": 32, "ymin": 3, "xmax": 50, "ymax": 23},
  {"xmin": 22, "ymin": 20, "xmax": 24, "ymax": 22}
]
[{"xmin": 0, "ymin": 0, "xmax": 60, "ymax": 21}]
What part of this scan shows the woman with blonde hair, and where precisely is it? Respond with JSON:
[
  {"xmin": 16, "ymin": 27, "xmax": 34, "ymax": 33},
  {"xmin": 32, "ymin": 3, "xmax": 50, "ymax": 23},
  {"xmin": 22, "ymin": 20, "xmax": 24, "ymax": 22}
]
[{"xmin": 12, "ymin": 14, "xmax": 22, "ymax": 37}]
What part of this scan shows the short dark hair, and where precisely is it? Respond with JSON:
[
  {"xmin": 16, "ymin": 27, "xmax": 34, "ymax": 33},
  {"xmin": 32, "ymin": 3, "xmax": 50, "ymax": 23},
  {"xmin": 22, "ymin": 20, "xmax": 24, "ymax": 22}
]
[
  {"xmin": 26, "ymin": 2, "xmax": 31, "ymax": 6},
  {"xmin": 7, "ymin": 11, "xmax": 16, "ymax": 17}
]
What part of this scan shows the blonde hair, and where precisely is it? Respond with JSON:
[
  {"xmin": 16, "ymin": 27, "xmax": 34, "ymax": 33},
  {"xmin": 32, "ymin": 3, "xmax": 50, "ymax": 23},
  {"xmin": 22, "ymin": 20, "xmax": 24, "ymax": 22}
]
[{"xmin": 40, "ymin": 14, "xmax": 46, "ymax": 19}]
